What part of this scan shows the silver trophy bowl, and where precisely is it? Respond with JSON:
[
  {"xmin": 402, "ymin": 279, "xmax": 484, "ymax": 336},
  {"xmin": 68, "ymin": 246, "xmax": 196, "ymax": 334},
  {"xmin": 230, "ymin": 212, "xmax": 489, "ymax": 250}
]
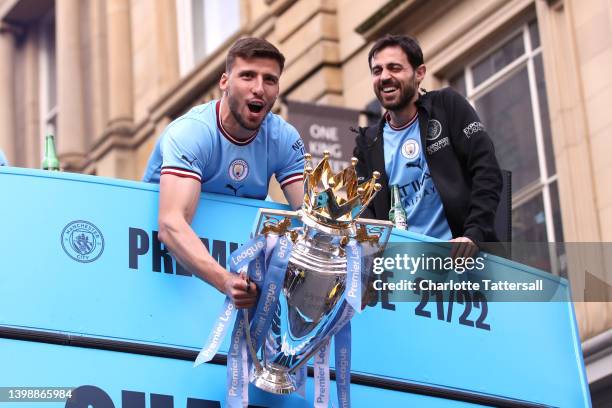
[{"xmin": 246, "ymin": 209, "xmax": 391, "ymax": 394}]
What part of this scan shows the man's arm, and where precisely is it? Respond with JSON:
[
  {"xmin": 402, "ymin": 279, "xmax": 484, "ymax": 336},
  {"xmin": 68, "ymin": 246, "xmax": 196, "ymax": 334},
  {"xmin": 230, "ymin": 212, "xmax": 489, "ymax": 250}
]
[
  {"xmin": 157, "ymin": 174, "xmax": 257, "ymax": 308},
  {"xmin": 282, "ymin": 182, "xmax": 303, "ymax": 210},
  {"xmin": 444, "ymin": 88, "xmax": 502, "ymax": 251},
  {"xmin": 274, "ymin": 122, "xmax": 305, "ymax": 210}
]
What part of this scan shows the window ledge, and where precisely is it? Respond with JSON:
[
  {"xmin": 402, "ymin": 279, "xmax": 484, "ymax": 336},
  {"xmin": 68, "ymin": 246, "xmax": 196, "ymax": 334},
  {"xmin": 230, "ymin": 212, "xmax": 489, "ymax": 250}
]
[
  {"xmin": 1, "ymin": 0, "xmax": 53, "ymax": 23},
  {"xmin": 355, "ymin": 0, "xmax": 423, "ymax": 40}
]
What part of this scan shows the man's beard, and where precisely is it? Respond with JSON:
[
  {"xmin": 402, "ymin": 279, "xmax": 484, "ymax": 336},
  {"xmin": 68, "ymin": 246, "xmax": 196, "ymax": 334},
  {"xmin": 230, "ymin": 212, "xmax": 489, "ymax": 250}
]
[
  {"xmin": 375, "ymin": 74, "xmax": 417, "ymax": 111},
  {"xmin": 226, "ymin": 86, "xmax": 271, "ymax": 131}
]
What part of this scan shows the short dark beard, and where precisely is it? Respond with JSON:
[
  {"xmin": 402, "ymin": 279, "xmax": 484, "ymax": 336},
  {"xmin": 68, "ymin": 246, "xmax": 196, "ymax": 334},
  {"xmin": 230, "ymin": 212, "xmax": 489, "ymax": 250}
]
[
  {"xmin": 375, "ymin": 73, "xmax": 417, "ymax": 111},
  {"xmin": 226, "ymin": 87, "xmax": 259, "ymax": 131},
  {"xmin": 225, "ymin": 86, "xmax": 271, "ymax": 131}
]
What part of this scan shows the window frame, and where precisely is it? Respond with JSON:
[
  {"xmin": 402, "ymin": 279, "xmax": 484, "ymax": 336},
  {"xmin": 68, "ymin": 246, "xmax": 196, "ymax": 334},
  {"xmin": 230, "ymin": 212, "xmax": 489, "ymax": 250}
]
[
  {"xmin": 448, "ymin": 20, "xmax": 565, "ymax": 275},
  {"xmin": 175, "ymin": 0, "xmax": 241, "ymax": 76},
  {"xmin": 451, "ymin": 22, "xmax": 559, "ymax": 244},
  {"xmin": 176, "ymin": 0, "xmax": 197, "ymax": 76}
]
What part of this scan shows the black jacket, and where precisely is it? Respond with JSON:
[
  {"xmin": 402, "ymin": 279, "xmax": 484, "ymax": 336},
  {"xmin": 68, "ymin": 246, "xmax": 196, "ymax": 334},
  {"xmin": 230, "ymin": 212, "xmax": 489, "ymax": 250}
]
[{"xmin": 353, "ymin": 87, "xmax": 502, "ymax": 245}]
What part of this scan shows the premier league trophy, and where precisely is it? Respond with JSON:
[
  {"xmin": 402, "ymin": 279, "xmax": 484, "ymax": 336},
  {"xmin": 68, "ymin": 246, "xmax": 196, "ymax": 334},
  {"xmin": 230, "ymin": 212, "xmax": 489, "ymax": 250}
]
[{"xmin": 196, "ymin": 151, "xmax": 393, "ymax": 406}]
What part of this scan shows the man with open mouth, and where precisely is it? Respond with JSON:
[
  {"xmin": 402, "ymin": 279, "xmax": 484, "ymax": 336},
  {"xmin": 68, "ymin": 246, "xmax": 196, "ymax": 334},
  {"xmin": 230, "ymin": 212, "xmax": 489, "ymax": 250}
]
[
  {"xmin": 354, "ymin": 34, "xmax": 502, "ymax": 258},
  {"xmin": 143, "ymin": 37, "xmax": 305, "ymax": 309}
]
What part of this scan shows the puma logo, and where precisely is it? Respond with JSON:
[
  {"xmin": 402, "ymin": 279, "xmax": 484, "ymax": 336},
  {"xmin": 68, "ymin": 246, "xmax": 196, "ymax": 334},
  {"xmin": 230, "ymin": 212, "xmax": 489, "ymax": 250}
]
[
  {"xmin": 405, "ymin": 161, "xmax": 424, "ymax": 171},
  {"xmin": 181, "ymin": 155, "xmax": 197, "ymax": 166},
  {"xmin": 225, "ymin": 184, "xmax": 244, "ymax": 196}
]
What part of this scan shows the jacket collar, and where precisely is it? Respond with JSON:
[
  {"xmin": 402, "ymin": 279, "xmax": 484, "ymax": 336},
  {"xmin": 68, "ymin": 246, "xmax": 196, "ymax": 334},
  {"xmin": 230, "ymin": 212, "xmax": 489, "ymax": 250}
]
[{"xmin": 415, "ymin": 88, "xmax": 432, "ymax": 114}]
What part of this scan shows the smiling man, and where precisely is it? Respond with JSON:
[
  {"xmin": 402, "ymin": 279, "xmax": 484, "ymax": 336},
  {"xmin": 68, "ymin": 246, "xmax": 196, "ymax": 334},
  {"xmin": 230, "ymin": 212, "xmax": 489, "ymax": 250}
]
[
  {"xmin": 143, "ymin": 38, "xmax": 305, "ymax": 308},
  {"xmin": 354, "ymin": 35, "xmax": 502, "ymax": 257}
]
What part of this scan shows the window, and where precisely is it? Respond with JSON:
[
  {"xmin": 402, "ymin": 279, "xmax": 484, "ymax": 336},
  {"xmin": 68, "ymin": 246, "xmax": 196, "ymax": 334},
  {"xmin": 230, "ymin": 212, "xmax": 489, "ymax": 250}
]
[
  {"xmin": 449, "ymin": 20, "xmax": 565, "ymax": 274},
  {"xmin": 39, "ymin": 10, "xmax": 57, "ymax": 140},
  {"xmin": 176, "ymin": 0, "xmax": 241, "ymax": 76}
]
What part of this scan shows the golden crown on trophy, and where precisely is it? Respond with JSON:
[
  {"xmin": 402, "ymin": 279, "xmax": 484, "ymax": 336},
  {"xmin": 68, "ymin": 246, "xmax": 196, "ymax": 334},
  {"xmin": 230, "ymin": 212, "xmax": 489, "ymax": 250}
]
[{"xmin": 302, "ymin": 151, "xmax": 381, "ymax": 227}]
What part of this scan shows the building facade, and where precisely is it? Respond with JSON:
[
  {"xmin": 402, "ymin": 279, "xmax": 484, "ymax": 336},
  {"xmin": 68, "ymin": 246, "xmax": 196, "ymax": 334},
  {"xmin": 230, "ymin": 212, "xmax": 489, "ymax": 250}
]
[{"xmin": 1, "ymin": 0, "xmax": 611, "ymax": 399}]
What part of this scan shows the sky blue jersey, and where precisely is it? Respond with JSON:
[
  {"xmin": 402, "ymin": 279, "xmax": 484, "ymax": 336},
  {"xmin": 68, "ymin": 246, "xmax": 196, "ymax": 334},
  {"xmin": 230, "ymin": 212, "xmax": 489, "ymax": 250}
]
[
  {"xmin": 383, "ymin": 114, "xmax": 452, "ymax": 240},
  {"xmin": 143, "ymin": 100, "xmax": 305, "ymax": 199}
]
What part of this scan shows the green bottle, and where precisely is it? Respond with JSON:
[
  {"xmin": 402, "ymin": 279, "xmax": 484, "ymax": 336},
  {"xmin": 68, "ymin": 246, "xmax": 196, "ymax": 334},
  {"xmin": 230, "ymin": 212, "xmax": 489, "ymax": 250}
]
[
  {"xmin": 42, "ymin": 134, "xmax": 60, "ymax": 171},
  {"xmin": 389, "ymin": 185, "xmax": 408, "ymax": 230}
]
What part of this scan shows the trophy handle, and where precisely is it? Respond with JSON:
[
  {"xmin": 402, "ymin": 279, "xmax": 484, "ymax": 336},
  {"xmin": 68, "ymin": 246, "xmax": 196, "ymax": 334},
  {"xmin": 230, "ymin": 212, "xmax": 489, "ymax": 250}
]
[
  {"xmin": 253, "ymin": 208, "xmax": 300, "ymax": 237},
  {"xmin": 354, "ymin": 218, "xmax": 393, "ymax": 248},
  {"xmin": 242, "ymin": 308, "xmax": 263, "ymax": 373}
]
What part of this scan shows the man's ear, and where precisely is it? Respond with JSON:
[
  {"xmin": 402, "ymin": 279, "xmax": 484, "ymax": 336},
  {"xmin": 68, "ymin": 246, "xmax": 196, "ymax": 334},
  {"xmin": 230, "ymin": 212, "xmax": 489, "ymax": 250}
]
[
  {"xmin": 415, "ymin": 64, "xmax": 426, "ymax": 84},
  {"xmin": 219, "ymin": 72, "xmax": 228, "ymax": 92}
]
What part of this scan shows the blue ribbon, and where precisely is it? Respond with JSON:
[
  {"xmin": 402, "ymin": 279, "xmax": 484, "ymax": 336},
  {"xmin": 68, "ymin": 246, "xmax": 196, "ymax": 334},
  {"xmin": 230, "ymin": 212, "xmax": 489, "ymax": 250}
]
[
  {"xmin": 321, "ymin": 239, "xmax": 362, "ymax": 408},
  {"xmin": 345, "ymin": 240, "xmax": 363, "ymax": 312},
  {"xmin": 193, "ymin": 298, "xmax": 236, "ymax": 366},
  {"xmin": 245, "ymin": 252, "xmax": 265, "ymax": 370},
  {"xmin": 226, "ymin": 234, "xmax": 292, "ymax": 407},
  {"xmin": 229, "ymin": 235, "xmax": 266, "ymax": 272},
  {"xmin": 334, "ymin": 321, "xmax": 352, "ymax": 408},
  {"xmin": 314, "ymin": 340, "xmax": 331, "ymax": 408},
  {"xmin": 249, "ymin": 235, "xmax": 293, "ymax": 351},
  {"xmin": 194, "ymin": 235, "xmax": 266, "ymax": 366},
  {"xmin": 295, "ymin": 365, "xmax": 307, "ymax": 398},
  {"xmin": 226, "ymin": 312, "xmax": 248, "ymax": 408}
]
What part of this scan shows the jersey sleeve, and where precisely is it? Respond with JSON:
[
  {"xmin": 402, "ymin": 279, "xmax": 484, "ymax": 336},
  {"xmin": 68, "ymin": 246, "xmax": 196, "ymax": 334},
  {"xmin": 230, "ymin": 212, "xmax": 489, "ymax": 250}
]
[
  {"xmin": 160, "ymin": 118, "xmax": 212, "ymax": 183},
  {"xmin": 275, "ymin": 123, "xmax": 305, "ymax": 189}
]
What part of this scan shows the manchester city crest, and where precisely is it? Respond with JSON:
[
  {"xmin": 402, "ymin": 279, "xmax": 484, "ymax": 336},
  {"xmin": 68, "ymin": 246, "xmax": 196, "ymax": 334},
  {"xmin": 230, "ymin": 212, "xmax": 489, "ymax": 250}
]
[
  {"xmin": 61, "ymin": 220, "xmax": 105, "ymax": 263},
  {"xmin": 229, "ymin": 159, "xmax": 249, "ymax": 181},
  {"xmin": 401, "ymin": 139, "xmax": 420, "ymax": 160}
]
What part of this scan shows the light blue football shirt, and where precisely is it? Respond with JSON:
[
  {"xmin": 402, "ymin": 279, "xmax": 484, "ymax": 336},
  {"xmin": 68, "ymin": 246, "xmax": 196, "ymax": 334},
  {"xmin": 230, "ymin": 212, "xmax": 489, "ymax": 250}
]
[
  {"xmin": 143, "ymin": 100, "xmax": 305, "ymax": 199},
  {"xmin": 383, "ymin": 114, "xmax": 452, "ymax": 240}
]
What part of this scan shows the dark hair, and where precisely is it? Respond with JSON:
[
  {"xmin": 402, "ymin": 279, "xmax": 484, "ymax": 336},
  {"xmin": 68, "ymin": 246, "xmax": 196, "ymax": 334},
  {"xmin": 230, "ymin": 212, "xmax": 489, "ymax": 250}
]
[
  {"xmin": 368, "ymin": 35, "xmax": 424, "ymax": 70},
  {"xmin": 226, "ymin": 37, "xmax": 285, "ymax": 73}
]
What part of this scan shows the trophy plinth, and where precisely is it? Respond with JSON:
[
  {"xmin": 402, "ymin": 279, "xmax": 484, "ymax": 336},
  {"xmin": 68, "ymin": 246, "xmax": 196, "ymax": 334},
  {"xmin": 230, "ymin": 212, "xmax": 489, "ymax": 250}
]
[{"xmin": 251, "ymin": 363, "xmax": 296, "ymax": 394}]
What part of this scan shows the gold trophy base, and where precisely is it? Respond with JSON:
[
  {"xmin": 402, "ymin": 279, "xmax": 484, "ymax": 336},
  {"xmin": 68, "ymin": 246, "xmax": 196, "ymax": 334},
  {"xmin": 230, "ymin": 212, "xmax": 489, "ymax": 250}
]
[{"xmin": 251, "ymin": 363, "xmax": 296, "ymax": 395}]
